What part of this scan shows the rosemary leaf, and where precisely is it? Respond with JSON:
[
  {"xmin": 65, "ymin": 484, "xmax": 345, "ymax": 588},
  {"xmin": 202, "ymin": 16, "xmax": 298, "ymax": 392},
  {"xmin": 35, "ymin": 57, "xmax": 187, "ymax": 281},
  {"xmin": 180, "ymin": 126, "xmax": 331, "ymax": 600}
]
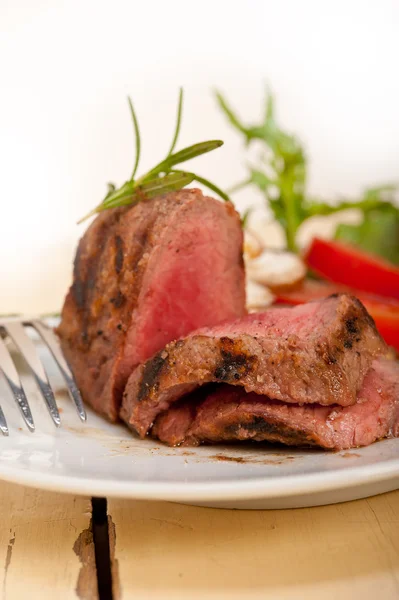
[
  {"xmin": 215, "ymin": 91, "xmax": 248, "ymax": 136},
  {"xmin": 172, "ymin": 170, "xmax": 230, "ymax": 202},
  {"xmin": 106, "ymin": 182, "xmax": 116, "ymax": 196},
  {"xmin": 143, "ymin": 140, "xmax": 223, "ymax": 181},
  {"xmin": 167, "ymin": 88, "xmax": 183, "ymax": 157},
  {"xmin": 101, "ymin": 180, "xmax": 135, "ymax": 207},
  {"xmin": 97, "ymin": 172, "xmax": 196, "ymax": 211},
  {"xmin": 128, "ymin": 97, "xmax": 141, "ymax": 181}
]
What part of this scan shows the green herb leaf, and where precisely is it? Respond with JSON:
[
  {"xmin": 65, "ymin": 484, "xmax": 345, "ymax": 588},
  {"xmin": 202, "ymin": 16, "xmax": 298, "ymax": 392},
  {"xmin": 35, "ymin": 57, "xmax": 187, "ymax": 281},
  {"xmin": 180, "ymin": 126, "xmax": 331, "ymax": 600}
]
[
  {"xmin": 92, "ymin": 173, "xmax": 196, "ymax": 215},
  {"xmin": 191, "ymin": 174, "xmax": 230, "ymax": 202},
  {"xmin": 264, "ymin": 86, "xmax": 274, "ymax": 121},
  {"xmin": 215, "ymin": 91, "xmax": 248, "ymax": 137},
  {"xmin": 335, "ymin": 207, "xmax": 399, "ymax": 265},
  {"xmin": 241, "ymin": 207, "xmax": 253, "ymax": 228},
  {"xmin": 172, "ymin": 170, "xmax": 230, "ymax": 202},
  {"xmin": 216, "ymin": 89, "xmax": 306, "ymax": 251},
  {"xmin": 167, "ymin": 87, "xmax": 183, "ymax": 157},
  {"xmin": 106, "ymin": 182, "xmax": 116, "ymax": 197},
  {"xmin": 248, "ymin": 169, "xmax": 277, "ymax": 192},
  {"xmin": 78, "ymin": 91, "xmax": 228, "ymax": 223},
  {"xmin": 144, "ymin": 140, "xmax": 223, "ymax": 181},
  {"xmin": 128, "ymin": 97, "xmax": 141, "ymax": 181}
]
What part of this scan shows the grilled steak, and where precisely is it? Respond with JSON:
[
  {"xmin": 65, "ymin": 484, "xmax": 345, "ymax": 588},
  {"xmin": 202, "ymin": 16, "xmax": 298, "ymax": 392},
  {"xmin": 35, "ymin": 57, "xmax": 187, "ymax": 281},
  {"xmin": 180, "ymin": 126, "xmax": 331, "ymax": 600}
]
[
  {"xmin": 57, "ymin": 189, "xmax": 245, "ymax": 421},
  {"xmin": 121, "ymin": 294, "xmax": 387, "ymax": 436},
  {"xmin": 152, "ymin": 358, "xmax": 399, "ymax": 450}
]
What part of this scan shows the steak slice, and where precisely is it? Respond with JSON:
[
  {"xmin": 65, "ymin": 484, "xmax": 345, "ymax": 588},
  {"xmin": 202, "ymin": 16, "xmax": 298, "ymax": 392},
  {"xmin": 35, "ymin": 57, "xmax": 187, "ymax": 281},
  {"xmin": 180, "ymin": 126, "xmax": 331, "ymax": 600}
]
[
  {"xmin": 57, "ymin": 189, "xmax": 245, "ymax": 421},
  {"xmin": 121, "ymin": 294, "xmax": 387, "ymax": 436},
  {"xmin": 152, "ymin": 358, "xmax": 399, "ymax": 450}
]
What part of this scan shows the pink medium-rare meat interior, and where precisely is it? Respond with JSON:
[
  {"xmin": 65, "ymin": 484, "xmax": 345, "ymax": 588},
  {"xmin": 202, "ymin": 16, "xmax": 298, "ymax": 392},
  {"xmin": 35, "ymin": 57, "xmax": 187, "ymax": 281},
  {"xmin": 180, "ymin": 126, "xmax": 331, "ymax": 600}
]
[
  {"xmin": 57, "ymin": 189, "xmax": 246, "ymax": 421},
  {"xmin": 121, "ymin": 194, "xmax": 245, "ymax": 372}
]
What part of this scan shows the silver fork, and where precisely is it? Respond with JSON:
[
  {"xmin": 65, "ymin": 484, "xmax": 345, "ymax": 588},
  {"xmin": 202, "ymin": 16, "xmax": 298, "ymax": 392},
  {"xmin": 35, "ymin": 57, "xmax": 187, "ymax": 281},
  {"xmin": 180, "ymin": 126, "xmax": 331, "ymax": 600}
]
[{"xmin": 0, "ymin": 319, "xmax": 86, "ymax": 435}]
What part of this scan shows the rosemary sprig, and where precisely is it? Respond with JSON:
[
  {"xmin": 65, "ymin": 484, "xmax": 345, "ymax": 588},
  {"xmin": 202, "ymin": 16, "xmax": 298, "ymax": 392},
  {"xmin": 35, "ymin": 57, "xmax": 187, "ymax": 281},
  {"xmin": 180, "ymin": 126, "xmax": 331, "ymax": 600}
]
[
  {"xmin": 167, "ymin": 87, "xmax": 183, "ymax": 157},
  {"xmin": 78, "ymin": 89, "xmax": 229, "ymax": 223},
  {"xmin": 128, "ymin": 97, "xmax": 141, "ymax": 181}
]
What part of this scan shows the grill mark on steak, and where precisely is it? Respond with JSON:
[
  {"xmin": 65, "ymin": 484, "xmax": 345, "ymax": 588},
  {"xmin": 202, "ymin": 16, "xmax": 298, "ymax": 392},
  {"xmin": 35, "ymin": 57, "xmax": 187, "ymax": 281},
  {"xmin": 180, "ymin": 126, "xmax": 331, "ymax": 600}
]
[
  {"xmin": 110, "ymin": 290, "xmax": 126, "ymax": 308},
  {"xmin": 214, "ymin": 337, "xmax": 257, "ymax": 382},
  {"xmin": 345, "ymin": 318, "xmax": 359, "ymax": 335},
  {"xmin": 316, "ymin": 296, "xmax": 378, "ymax": 367},
  {"xmin": 114, "ymin": 235, "xmax": 124, "ymax": 274},
  {"xmin": 350, "ymin": 296, "xmax": 379, "ymax": 332},
  {"xmin": 72, "ymin": 218, "xmax": 111, "ymax": 347},
  {"xmin": 80, "ymin": 207, "xmax": 153, "ymax": 349},
  {"xmin": 72, "ymin": 252, "xmax": 85, "ymax": 310},
  {"xmin": 224, "ymin": 416, "xmax": 318, "ymax": 446},
  {"xmin": 137, "ymin": 351, "xmax": 169, "ymax": 403},
  {"xmin": 57, "ymin": 202, "xmax": 163, "ymax": 420}
]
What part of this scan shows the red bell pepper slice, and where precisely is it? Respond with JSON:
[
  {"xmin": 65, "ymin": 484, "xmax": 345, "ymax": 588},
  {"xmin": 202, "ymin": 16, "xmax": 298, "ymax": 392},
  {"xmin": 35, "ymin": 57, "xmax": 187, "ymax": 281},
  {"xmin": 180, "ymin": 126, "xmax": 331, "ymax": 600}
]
[{"xmin": 304, "ymin": 238, "xmax": 399, "ymax": 300}]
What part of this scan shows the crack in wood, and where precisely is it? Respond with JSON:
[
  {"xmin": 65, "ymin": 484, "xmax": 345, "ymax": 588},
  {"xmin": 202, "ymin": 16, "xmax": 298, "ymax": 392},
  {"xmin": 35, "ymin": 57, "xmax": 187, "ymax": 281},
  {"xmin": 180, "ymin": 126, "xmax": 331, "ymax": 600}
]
[
  {"xmin": 73, "ymin": 521, "xmax": 98, "ymax": 600},
  {"xmin": 91, "ymin": 498, "xmax": 113, "ymax": 600},
  {"xmin": 2, "ymin": 532, "xmax": 15, "ymax": 600},
  {"xmin": 108, "ymin": 515, "xmax": 121, "ymax": 600},
  {"xmin": 73, "ymin": 498, "xmax": 120, "ymax": 600}
]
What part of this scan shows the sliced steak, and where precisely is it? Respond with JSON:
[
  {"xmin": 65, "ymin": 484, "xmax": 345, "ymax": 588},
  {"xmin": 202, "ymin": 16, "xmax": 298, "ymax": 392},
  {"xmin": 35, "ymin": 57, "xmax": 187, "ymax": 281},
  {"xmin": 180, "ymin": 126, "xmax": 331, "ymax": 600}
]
[
  {"xmin": 122, "ymin": 294, "xmax": 387, "ymax": 436},
  {"xmin": 57, "ymin": 189, "xmax": 245, "ymax": 421},
  {"xmin": 153, "ymin": 358, "xmax": 399, "ymax": 450}
]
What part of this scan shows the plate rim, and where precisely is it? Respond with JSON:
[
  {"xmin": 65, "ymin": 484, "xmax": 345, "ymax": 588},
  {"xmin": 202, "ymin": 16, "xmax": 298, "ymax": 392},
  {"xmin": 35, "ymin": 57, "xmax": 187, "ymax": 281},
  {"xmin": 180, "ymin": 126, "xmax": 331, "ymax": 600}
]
[{"xmin": 1, "ymin": 450, "xmax": 398, "ymax": 500}]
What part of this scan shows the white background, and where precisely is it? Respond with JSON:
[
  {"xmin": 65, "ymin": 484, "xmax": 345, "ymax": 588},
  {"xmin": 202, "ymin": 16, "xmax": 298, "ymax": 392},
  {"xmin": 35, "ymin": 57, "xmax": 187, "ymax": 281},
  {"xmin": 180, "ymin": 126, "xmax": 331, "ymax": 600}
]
[{"xmin": 1, "ymin": 0, "xmax": 398, "ymax": 313}]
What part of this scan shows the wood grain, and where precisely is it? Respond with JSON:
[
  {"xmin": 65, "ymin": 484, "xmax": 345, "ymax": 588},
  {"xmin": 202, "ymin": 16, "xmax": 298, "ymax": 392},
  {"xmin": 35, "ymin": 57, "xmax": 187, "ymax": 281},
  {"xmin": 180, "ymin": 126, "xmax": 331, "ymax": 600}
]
[
  {"xmin": 0, "ymin": 482, "xmax": 92, "ymax": 600},
  {"xmin": 2, "ymin": 481, "xmax": 399, "ymax": 599},
  {"xmin": 109, "ymin": 490, "xmax": 399, "ymax": 600}
]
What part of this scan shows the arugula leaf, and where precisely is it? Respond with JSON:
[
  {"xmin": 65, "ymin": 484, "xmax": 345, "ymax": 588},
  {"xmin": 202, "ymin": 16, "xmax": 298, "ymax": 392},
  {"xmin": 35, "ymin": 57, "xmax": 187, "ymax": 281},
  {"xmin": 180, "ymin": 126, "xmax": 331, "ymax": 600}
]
[
  {"xmin": 217, "ymin": 88, "xmax": 398, "ymax": 261},
  {"xmin": 240, "ymin": 207, "xmax": 253, "ymax": 228},
  {"xmin": 216, "ymin": 88, "xmax": 306, "ymax": 251},
  {"xmin": 335, "ymin": 207, "xmax": 399, "ymax": 265}
]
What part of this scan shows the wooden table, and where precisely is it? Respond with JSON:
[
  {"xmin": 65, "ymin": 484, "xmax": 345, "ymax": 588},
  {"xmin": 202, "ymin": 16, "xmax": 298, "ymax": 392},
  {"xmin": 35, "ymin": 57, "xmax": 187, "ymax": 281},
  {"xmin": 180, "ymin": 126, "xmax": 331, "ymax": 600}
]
[{"xmin": 1, "ymin": 482, "xmax": 399, "ymax": 599}]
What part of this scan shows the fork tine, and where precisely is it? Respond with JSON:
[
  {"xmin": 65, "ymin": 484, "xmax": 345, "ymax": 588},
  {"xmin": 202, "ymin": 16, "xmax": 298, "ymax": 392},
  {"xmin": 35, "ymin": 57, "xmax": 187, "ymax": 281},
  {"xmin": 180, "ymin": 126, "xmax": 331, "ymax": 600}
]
[
  {"xmin": 0, "ymin": 335, "xmax": 35, "ymax": 431},
  {"xmin": 31, "ymin": 320, "xmax": 86, "ymax": 421},
  {"xmin": 4, "ymin": 322, "xmax": 60, "ymax": 427},
  {"xmin": 0, "ymin": 405, "xmax": 9, "ymax": 436}
]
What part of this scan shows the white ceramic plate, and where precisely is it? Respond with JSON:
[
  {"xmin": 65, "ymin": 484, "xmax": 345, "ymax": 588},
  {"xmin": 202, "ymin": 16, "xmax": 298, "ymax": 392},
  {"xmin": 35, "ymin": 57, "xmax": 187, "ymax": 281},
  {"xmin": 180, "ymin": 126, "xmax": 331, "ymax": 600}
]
[{"xmin": 0, "ymin": 331, "xmax": 398, "ymax": 509}]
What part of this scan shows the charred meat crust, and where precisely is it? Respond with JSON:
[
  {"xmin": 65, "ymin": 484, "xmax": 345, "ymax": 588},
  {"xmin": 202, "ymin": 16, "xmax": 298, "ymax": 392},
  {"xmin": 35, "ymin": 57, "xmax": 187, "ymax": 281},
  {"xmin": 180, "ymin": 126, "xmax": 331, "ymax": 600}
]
[
  {"xmin": 68, "ymin": 208, "xmax": 126, "ymax": 349},
  {"xmin": 213, "ymin": 337, "xmax": 257, "ymax": 382},
  {"xmin": 137, "ymin": 351, "xmax": 169, "ymax": 403},
  {"xmin": 223, "ymin": 417, "xmax": 318, "ymax": 446},
  {"xmin": 114, "ymin": 235, "xmax": 124, "ymax": 274},
  {"xmin": 56, "ymin": 203, "xmax": 163, "ymax": 420},
  {"xmin": 110, "ymin": 290, "xmax": 126, "ymax": 308},
  {"xmin": 317, "ymin": 295, "xmax": 380, "ymax": 365}
]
